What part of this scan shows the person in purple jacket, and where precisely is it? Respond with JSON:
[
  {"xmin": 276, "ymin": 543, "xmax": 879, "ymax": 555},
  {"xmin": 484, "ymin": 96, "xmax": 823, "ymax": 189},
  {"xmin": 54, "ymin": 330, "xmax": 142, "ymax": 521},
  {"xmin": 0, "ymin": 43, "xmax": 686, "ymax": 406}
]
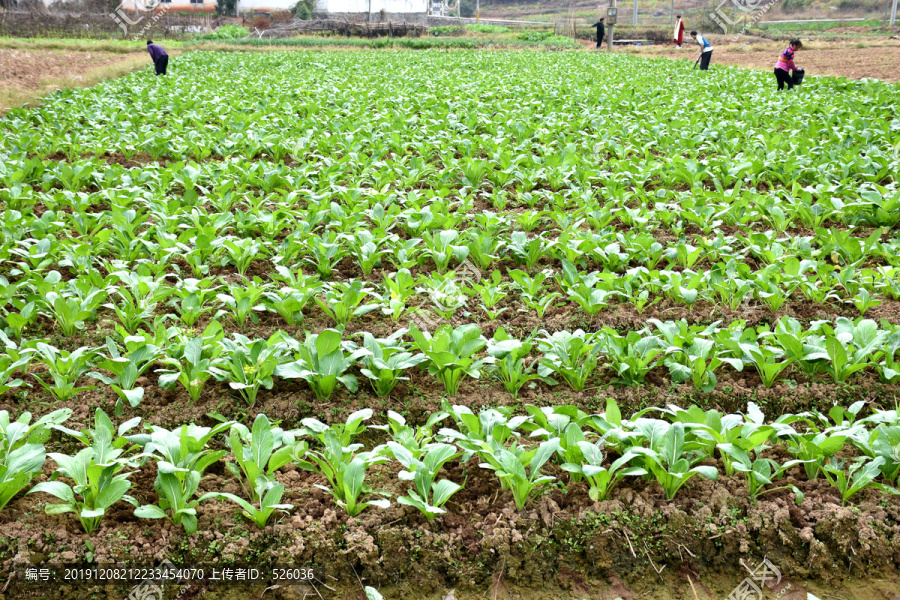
[{"xmin": 146, "ymin": 40, "xmax": 168, "ymax": 76}]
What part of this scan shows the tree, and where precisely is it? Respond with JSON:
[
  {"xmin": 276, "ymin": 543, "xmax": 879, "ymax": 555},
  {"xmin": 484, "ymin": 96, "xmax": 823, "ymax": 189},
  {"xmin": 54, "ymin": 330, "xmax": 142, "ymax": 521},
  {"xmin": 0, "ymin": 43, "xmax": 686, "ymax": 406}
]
[
  {"xmin": 216, "ymin": 0, "xmax": 237, "ymax": 17},
  {"xmin": 291, "ymin": 0, "xmax": 316, "ymax": 20}
]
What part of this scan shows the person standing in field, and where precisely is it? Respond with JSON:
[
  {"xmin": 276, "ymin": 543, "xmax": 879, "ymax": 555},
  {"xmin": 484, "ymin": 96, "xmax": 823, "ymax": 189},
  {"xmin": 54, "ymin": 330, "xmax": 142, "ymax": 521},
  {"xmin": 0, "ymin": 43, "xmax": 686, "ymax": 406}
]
[
  {"xmin": 673, "ymin": 14, "xmax": 685, "ymax": 48},
  {"xmin": 691, "ymin": 31, "xmax": 713, "ymax": 70},
  {"xmin": 774, "ymin": 39, "xmax": 802, "ymax": 90},
  {"xmin": 592, "ymin": 18, "xmax": 605, "ymax": 49},
  {"xmin": 147, "ymin": 40, "xmax": 168, "ymax": 76}
]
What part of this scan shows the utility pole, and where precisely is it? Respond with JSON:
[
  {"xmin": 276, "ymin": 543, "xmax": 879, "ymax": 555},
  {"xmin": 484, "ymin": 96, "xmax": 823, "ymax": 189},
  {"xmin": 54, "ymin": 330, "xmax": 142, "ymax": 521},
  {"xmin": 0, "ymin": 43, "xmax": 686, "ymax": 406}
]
[
  {"xmin": 476, "ymin": 0, "xmax": 480, "ymax": 23},
  {"xmin": 671, "ymin": 0, "xmax": 674, "ymax": 26},
  {"xmin": 891, "ymin": 0, "xmax": 898, "ymax": 26},
  {"xmin": 607, "ymin": 0, "xmax": 616, "ymax": 52},
  {"xmin": 633, "ymin": 0, "xmax": 637, "ymax": 26}
]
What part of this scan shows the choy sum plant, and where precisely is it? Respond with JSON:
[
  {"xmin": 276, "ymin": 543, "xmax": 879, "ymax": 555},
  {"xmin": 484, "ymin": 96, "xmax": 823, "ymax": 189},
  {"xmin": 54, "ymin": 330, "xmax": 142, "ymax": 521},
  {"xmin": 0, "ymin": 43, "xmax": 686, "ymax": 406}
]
[
  {"xmin": 30, "ymin": 410, "xmax": 141, "ymax": 534},
  {"xmin": 32, "ymin": 343, "xmax": 96, "ymax": 402},
  {"xmin": 156, "ymin": 328, "xmax": 226, "ymax": 403},
  {"xmin": 562, "ymin": 441, "xmax": 647, "ymax": 501},
  {"xmin": 410, "ymin": 323, "xmax": 492, "ymax": 397},
  {"xmin": 370, "ymin": 410, "xmax": 449, "ymax": 461},
  {"xmin": 315, "ymin": 280, "xmax": 379, "ymax": 329},
  {"xmin": 476, "ymin": 438, "xmax": 560, "ymax": 510},
  {"xmin": 90, "ymin": 337, "xmax": 161, "ymax": 413},
  {"xmin": 218, "ymin": 333, "xmax": 288, "ymax": 406},
  {"xmin": 0, "ymin": 408, "xmax": 71, "ymax": 510},
  {"xmin": 822, "ymin": 456, "xmax": 900, "ymax": 505},
  {"xmin": 487, "ymin": 328, "xmax": 551, "ymax": 398},
  {"xmin": 388, "ymin": 442, "xmax": 462, "ymax": 520},
  {"xmin": 205, "ymin": 414, "xmax": 298, "ymax": 528},
  {"xmin": 354, "ymin": 330, "xmax": 427, "ymax": 397},
  {"xmin": 717, "ymin": 443, "xmax": 807, "ymax": 499},
  {"xmin": 129, "ymin": 421, "xmax": 232, "ymax": 533},
  {"xmin": 290, "ymin": 410, "xmax": 390, "ymax": 516},
  {"xmin": 630, "ymin": 421, "xmax": 719, "ymax": 500},
  {"xmin": 275, "ymin": 329, "xmax": 368, "ymax": 400},
  {"xmin": 537, "ymin": 329, "xmax": 602, "ymax": 391},
  {"xmin": 293, "ymin": 416, "xmax": 389, "ymax": 517}
]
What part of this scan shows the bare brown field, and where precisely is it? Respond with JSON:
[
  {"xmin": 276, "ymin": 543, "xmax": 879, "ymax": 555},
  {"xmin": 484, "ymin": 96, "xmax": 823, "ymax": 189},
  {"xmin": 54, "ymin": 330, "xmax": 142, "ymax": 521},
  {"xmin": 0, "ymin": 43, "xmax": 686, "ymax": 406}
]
[{"xmin": 616, "ymin": 38, "xmax": 900, "ymax": 82}]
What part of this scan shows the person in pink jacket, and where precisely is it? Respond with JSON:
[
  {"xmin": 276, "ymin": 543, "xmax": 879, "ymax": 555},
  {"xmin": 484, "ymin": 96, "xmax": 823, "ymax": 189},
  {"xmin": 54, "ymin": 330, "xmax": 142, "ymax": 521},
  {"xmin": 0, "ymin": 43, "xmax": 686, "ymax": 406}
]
[{"xmin": 774, "ymin": 39, "xmax": 802, "ymax": 91}]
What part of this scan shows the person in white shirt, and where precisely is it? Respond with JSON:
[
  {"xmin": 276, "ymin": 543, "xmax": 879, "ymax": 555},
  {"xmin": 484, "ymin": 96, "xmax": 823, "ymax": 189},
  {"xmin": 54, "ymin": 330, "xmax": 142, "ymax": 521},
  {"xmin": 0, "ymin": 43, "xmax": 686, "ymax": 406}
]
[{"xmin": 691, "ymin": 31, "xmax": 713, "ymax": 70}]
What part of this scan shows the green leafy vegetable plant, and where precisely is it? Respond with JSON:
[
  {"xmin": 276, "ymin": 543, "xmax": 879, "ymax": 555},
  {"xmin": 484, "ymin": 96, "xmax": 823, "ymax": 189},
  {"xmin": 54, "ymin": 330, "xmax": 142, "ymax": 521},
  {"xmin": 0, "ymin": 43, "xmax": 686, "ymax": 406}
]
[{"xmin": 275, "ymin": 329, "xmax": 368, "ymax": 400}]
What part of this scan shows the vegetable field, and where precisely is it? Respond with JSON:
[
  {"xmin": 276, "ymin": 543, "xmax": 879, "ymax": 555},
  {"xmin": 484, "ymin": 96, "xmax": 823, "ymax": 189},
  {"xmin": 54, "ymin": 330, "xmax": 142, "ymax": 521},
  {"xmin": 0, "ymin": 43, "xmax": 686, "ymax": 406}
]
[{"xmin": 1, "ymin": 51, "xmax": 900, "ymax": 599}]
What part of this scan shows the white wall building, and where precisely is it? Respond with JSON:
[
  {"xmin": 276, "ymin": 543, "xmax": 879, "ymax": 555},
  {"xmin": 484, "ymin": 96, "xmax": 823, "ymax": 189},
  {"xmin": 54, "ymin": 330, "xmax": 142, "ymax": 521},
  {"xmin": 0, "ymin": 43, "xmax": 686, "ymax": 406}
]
[
  {"xmin": 234, "ymin": 0, "xmax": 427, "ymax": 16},
  {"xmin": 118, "ymin": 0, "xmax": 213, "ymax": 12},
  {"xmin": 234, "ymin": 0, "xmax": 291, "ymax": 11},
  {"xmin": 318, "ymin": 0, "xmax": 426, "ymax": 14}
]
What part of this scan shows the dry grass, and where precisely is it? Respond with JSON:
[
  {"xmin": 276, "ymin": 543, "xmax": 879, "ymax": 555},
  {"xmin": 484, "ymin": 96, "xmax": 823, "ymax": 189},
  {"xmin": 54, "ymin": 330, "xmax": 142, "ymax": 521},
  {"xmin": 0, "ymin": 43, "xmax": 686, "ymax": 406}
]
[{"xmin": 0, "ymin": 37, "xmax": 148, "ymax": 54}]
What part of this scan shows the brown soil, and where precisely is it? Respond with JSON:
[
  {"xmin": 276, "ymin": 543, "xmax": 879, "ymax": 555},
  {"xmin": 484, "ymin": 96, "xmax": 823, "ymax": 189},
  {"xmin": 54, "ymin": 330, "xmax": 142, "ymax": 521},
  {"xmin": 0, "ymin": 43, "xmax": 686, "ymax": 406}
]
[
  {"xmin": 3, "ymin": 298, "xmax": 900, "ymax": 597},
  {"xmin": 0, "ymin": 49, "xmax": 141, "ymax": 90},
  {"xmin": 623, "ymin": 40, "xmax": 900, "ymax": 83},
  {"xmin": 2, "ymin": 452, "xmax": 899, "ymax": 599}
]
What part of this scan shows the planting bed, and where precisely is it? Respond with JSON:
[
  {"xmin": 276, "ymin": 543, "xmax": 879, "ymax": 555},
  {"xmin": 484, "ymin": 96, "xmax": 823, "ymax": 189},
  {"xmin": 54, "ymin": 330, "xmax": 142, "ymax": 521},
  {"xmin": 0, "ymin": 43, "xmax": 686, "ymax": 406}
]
[{"xmin": 1, "ymin": 51, "xmax": 900, "ymax": 599}]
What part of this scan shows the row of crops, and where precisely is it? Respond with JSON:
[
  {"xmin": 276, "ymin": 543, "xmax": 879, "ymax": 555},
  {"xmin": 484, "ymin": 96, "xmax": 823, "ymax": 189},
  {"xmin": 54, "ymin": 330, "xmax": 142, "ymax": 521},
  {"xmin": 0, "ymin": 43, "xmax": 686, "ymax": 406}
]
[
  {"xmin": 2, "ymin": 315, "xmax": 900, "ymax": 406},
  {"xmin": 3, "ymin": 208, "xmax": 900, "ymax": 312},
  {"xmin": 2, "ymin": 176, "xmax": 900, "ymax": 310},
  {"xmin": 0, "ymin": 51, "xmax": 899, "ymax": 583},
  {"xmin": 5, "ymin": 399, "xmax": 900, "ymax": 536}
]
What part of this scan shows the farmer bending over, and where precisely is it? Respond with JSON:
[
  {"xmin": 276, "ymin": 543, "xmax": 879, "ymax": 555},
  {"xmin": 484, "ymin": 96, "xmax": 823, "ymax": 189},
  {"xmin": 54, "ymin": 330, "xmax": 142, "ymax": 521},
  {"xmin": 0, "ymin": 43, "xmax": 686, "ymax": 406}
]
[
  {"xmin": 774, "ymin": 39, "xmax": 802, "ymax": 91},
  {"xmin": 147, "ymin": 40, "xmax": 168, "ymax": 76},
  {"xmin": 691, "ymin": 31, "xmax": 713, "ymax": 70}
]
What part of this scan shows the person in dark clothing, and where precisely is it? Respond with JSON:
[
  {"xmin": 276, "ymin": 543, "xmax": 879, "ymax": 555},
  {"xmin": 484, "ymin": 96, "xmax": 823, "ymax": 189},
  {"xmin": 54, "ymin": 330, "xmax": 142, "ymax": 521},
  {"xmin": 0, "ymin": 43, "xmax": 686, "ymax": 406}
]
[
  {"xmin": 592, "ymin": 18, "xmax": 605, "ymax": 48},
  {"xmin": 147, "ymin": 40, "xmax": 168, "ymax": 76},
  {"xmin": 690, "ymin": 30, "xmax": 713, "ymax": 70}
]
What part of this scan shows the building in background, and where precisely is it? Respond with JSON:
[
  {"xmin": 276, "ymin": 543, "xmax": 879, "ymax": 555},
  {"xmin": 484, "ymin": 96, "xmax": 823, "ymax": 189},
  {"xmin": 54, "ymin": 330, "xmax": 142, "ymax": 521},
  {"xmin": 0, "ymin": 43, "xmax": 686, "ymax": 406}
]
[
  {"xmin": 313, "ymin": 0, "xmax": 427, "ymax": 20},
  {"xmin": 112, "ymin": 0, "xmax": 216, "ymax": 13}
]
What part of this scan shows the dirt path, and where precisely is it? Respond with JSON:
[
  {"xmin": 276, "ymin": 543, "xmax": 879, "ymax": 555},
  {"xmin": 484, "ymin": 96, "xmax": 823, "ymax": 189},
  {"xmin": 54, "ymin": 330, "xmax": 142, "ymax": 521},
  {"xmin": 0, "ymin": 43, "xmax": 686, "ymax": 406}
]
[{"xmin": 618, "ymin": 40, "xmax": 900, "ymax": 82}]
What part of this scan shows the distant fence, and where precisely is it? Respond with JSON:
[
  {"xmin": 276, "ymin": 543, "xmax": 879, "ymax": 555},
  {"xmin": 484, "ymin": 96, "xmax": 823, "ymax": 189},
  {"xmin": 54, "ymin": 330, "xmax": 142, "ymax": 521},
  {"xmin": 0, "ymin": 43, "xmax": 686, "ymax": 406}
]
[
  {"xmin": 553, "ymin": 17, "xmax": 577, "ymax": 37},
  {"xmin": 0, "ymin": 10, "xmax": 215, "ymax": 39},
  {"xmin": 757, "ymin": 17, "xmax": 871, "ymax": 23},
  {"xmin": 426, "ymin": 15, "xmax": 547, "ymax": 28}
]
